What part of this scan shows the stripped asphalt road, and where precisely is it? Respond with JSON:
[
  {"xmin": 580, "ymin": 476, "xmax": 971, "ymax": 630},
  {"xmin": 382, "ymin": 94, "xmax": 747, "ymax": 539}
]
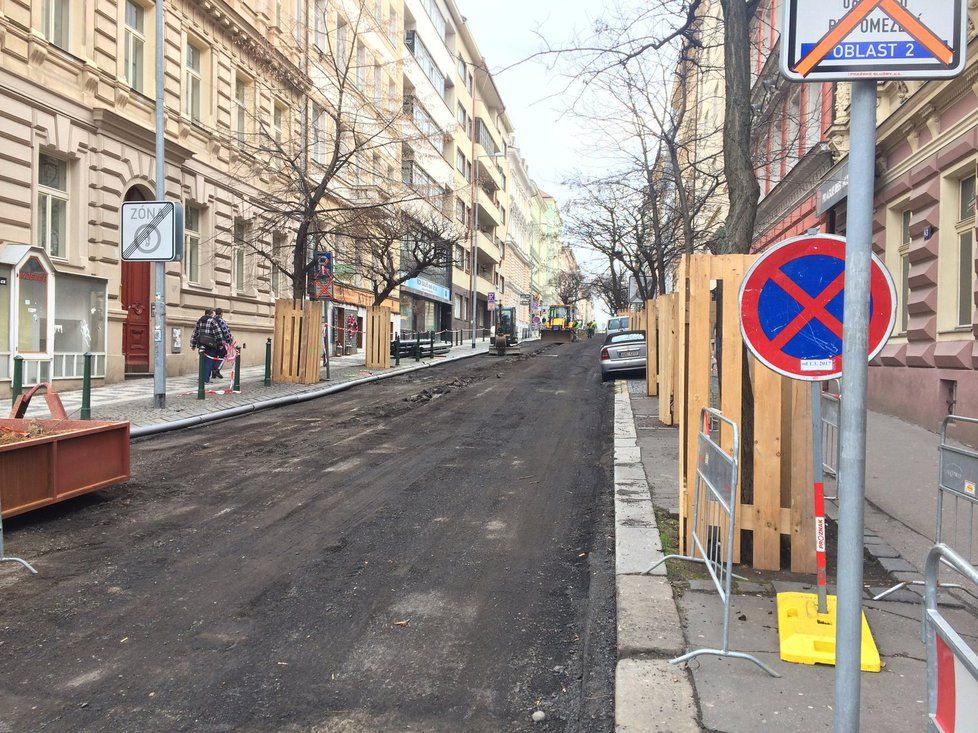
[{"xmin": 0, "ymin": 339, "xmax": 615, "ymax": 732}]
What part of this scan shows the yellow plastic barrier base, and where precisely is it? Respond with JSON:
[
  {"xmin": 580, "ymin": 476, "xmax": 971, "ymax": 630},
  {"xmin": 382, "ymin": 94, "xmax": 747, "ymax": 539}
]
[{"xmin": 776, "ymin": 592, "xmax": 881, "ymax": 672}]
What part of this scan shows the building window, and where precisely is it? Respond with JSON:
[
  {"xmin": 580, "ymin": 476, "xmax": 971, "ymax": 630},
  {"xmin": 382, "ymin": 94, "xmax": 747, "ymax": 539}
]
[
  {"xmin": 37, "ymin": 153, "xmax": 68, "ymax": 259},
  {"xmin": 337, "ymin": 19, "xmax": 349, "ymax": 75},
  {"xmin": 124, "ymin": 1, "xmax": 146, "ymax": 93},
  {"xmin": 312, "ymin": 104, "xmax": 328, "ymax": 164},
  {"xmin": 899, "ymin": 210, "xmax": 911, "ymax": 333},
  {"xmin": 17, "ymin": 258, "xmax": 49, "ymax": 353},
  {"xmin": 275, "ymin": 0, "xmax": 283, "ymax": 27},
  {"xmin": 185, "ymin": 41, "xmax": 203, "ymax": 122},
  {"xmin": 355, "ymin": 44, "xmax": 367, "ymax": 88},
  {"xmin": 42, "ymin": 0, "xmax": 70, "ymax": 50},
  {"xmin": 184, "ymin": 205, "xmax": 201, "ymax": 284},
  {"xmin": 956, "ymin": 175, "xmax": 977, "ymax": 327},
  {"xmin": 272, "ymin": 102, "xmax": 285, "ymax": 146},
  {"xmin": 313, "ymin": 0, "xmax": 327, "ymax": 50},
  {"xmin": 233, "ymin": 221, "xmax": 248, "ymax": 293},
  {"xmin": 454, "ymin": 293, "xmax": 463, "ymax": 319},
  {"xmin": 233, "ymin": 75, "xmax": 250, "ymax": 145}
]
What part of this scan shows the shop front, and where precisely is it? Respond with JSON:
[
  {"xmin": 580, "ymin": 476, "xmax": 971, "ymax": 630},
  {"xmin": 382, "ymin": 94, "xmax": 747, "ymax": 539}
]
[
  {"xmin": 0, "ymin": 245, "xmax": 107, "ymax": 393},
  {"xmin": 327, "ymin": 283, "xmax": 398, "ymax": 357},
  {"xmin": 399, "ymin": 275, "xmax": 452, "ymax": 337}
]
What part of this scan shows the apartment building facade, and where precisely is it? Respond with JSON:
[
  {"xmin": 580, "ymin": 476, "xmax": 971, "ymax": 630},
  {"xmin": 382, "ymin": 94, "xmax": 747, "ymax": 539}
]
[
  {"xmin": 503, "ymin": 146, "xmax": 535, "ymax": 333},
  {"xmin": 692, "ymin": 0, "xmax": 978, "ymax": 433}
]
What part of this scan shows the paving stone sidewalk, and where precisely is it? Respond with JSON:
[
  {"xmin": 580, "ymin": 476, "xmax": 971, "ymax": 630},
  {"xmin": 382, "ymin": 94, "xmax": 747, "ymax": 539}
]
[{"xmin": 16, "ymin": 341, "xmax": 493, "ymax": 428}]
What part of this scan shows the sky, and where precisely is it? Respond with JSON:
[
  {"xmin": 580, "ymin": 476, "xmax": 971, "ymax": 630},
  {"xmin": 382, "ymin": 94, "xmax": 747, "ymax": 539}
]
[{"xmin": 456, "ymin": 0, "xmax": 614, "ymax": 320}]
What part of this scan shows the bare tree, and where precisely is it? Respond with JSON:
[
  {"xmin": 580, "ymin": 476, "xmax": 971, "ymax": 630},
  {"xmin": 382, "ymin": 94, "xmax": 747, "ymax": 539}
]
[
  {"xmin": 587, "ymin": 266, "xmax": 630, "ymax": 316},
  {"xmin": 552, "ymin": 269, "xmax": 590, "ymax": 307},
  {"xmin": 224, "ymin": 0, "xmax": 452, "ymax": 300},
  {"xmin": 335, "ymin": 206, "xmax": 464, "ymax": 307}
]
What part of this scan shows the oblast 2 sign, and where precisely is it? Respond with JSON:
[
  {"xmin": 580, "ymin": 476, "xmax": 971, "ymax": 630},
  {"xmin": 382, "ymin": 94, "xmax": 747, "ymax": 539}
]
[{"xmin": 781, "ymin": 0, "xmax": 968, "ymax": 81}]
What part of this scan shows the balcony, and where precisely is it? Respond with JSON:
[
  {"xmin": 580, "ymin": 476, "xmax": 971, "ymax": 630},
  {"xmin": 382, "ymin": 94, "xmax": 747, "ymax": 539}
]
[
  {"xmin": 476, "ymin": 273, "xmax": 494, "ymax": 297},
  {"xmin": 476, "ymin": 230, "xmax": 501, "ymax": 264},
  {"xmin": 475, "ymin": 186, "xmax": 501, "ymax": 227}
]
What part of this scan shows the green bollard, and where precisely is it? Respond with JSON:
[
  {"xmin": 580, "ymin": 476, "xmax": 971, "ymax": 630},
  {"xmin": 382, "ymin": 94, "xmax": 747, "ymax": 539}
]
[
  {"xmin": 11, "ymin": 355, "xmax": 23, "ymax": 403},
  {"xmin": 197, "ymin": 350, "xmax": 207, "ymax": 400},
  {"xmin": 80, "ymin": 352, "xmax": 92, "ymax": 420},
  {"xmin": 233, "ymin": 348, "xmax": 242, "ymax": 392},
  {"xmin": 264, "ymin": 337, "xmax": 272, "ymax": 387}
]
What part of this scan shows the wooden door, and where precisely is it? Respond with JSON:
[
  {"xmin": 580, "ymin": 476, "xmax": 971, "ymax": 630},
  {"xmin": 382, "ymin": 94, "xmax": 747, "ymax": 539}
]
[{"xmin": 121, "ymin": 261, "xmax": 151, "ymax": 373}]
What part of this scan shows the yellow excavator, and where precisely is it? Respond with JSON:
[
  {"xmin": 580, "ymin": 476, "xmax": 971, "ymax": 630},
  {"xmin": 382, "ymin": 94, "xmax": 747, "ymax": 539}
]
[{"xmin": 541, "ymin": 304, "xmax": 579, "ymax": 343}]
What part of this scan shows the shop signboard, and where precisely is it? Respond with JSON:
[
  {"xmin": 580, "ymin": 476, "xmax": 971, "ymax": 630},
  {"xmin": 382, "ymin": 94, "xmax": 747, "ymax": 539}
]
[{"xmin": 402, "ymin": 276, "xmax": 451, "ymax": 303}]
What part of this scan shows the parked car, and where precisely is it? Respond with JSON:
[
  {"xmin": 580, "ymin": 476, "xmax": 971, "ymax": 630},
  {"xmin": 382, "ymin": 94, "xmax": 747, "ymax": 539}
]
[
  {"xmin": 606, "ymin": 316, "xmax": 630, "ymax": 334},
  {"xmin": 600, "ymin": 330, "xmax": 647, "ymax": 381}
]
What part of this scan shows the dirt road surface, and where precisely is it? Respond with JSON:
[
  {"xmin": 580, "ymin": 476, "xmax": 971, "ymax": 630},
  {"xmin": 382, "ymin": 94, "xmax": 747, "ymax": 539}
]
[{"xmin": 0, "ymin": 339, "xmax": 615, "ymax": 732}]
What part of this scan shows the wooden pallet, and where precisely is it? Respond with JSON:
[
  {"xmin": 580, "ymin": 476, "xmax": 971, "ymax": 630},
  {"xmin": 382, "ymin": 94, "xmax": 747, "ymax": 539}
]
[
  {"xmin": 271, "ymin": 299, "xmax": 322, "ymax": 385},
  {"xmin": 365, "ymin": 306, "xmax": 391, "ymax": 370}
]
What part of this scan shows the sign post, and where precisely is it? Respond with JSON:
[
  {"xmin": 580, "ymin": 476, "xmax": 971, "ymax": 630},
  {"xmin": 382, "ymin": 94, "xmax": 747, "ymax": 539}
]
[{"xmin": 781, "ymin": 2, "xmax": 967, "ymax": 729}]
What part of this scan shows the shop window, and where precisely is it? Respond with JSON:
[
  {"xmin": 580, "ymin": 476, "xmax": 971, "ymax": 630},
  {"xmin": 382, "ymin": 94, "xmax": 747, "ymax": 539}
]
[
  {"xmin": 184, "ymin": 205, "xmax": 201, "ymax": 284},
  {"xmin": 37, "ymin": 154, "xmax": 68, "ymax": 259},
  {"xmin": 53, "ymin": 274, "xmax": 107, "ymax": 377},
  {"xmin": 0, "ymin": 265, "xmax": 9, "ymax": 378},
  {"xmin": 124, "ymin": 0, "xmax": 146, "ymax": 93},
  {"xmin": 42, "ymin": 0, "xmax": 70, "ymax": 50},
  {"xmin": 17, "ymin": 258, "xmax": 49, "ymax": 353},
  {"xmin": 957, "ymin": 175, "xmax": 976, "ymax": 327}
]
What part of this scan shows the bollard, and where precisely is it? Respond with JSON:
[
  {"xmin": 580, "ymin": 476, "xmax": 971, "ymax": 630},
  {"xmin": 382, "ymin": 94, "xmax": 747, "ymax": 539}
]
[
  {"xmin": 264, "ymin": 337, "xmax": 272, "ymax": 387},
  {"xmin": 233, "ymin": 348, "xmax": 242, "ymax": 392},
  {"xmin": 415, "ymin": 334, "xmax": 421, "ymax": 362},
  {"xmin": 80, "ymin": 352, "xmax": 92, "ymax": 420},
  {"xmin": 429, "ymin": 331, "xmax": 434, "ymax": 358},
  {"xmin": 197, "ymin": 350, "xmax": 207, "ymax": 400},
  {"xmin": 394, "ymin": 335, "xmax": 401, "ymax": 366},
  {"xmin": 12, "ymin": 355, "xmax": 24, "ymax": 402}
]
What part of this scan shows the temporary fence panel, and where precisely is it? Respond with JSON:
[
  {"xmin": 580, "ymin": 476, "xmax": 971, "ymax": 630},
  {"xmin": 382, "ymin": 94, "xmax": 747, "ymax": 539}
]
[
  {"xmin": 924, "ymin": 543, "xmax": 978, "ymax": 733},
  {"xmin": 365, "ymin": 307, "xmax": 392, "ymax": 370},
  {"xmin": 272, "ymin": 299, "xmax": 322, "ymax": 385},
  {"xmin": 821, "ymin": 389, "xmax": 841, "ymax": 479},
  {"xmin": 657, "ymin": 293, "xmax": 678, "ymax": 425},
  {"xmin": 676, "ymin": 254, "xmax": 816, "ymax": 573},
  {"xmin": 646, "ymin": 407, "xmax": 779, "ymax": 676},
  {"xmin": 646, "ymin": 299, "xmax": 658, "ymax": 397}
]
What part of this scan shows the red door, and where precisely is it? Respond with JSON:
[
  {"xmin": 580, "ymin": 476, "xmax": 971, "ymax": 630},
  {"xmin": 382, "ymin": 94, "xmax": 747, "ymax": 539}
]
[{"xmin": 121, "ymin": 261, "xmax": 151, "ymax": 373}]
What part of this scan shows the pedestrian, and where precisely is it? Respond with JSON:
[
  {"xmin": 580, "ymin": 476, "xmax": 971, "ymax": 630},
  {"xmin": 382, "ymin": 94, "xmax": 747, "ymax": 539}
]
[
  {"xmin": 190, "ymin": 308, "xmax": 214, "ymax": 351},
  {"xmin": 213, "ymin": 308, "xmax": 234, "ymax": 380},
  {"xmin": 192, "ymin": 310, "xmax": 223, "ymax": 384}
]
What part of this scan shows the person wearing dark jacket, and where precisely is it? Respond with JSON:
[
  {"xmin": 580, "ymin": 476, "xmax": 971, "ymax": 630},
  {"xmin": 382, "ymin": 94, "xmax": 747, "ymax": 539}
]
[
  {"xmin": 212, "ymin": 308, "xmax": 234, "ymax": 379},
  {"xmin": 190, "ymin": 309, "xmax": 214, "ymax": 350}
]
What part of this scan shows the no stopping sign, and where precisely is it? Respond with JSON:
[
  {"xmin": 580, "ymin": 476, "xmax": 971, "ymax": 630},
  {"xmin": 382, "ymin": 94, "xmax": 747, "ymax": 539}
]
[{"xmin": 739, "ymin": 235, "xmax": 896, "ymax": 381}]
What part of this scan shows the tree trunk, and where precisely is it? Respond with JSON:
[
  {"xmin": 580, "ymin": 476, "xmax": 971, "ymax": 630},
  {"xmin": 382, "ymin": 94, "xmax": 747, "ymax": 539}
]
[
  {"xmin": 293, "ymin": 220, "xmax": 309, "ymax": 301},
  {"xmin": 721, "ymin": 0, "xmax": 761, "ymax": 254}
]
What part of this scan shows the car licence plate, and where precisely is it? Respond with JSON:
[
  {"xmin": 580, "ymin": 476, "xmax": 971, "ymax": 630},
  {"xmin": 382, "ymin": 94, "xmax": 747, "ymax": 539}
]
[{"xmin": 620, "ymin": 349, "xmax": 639, "ymax": 357}]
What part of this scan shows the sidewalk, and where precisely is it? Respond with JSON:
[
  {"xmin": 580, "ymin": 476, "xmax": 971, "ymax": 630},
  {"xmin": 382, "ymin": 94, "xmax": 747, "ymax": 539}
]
[
  {"xmin": 614, "ymin": 378, "xmax": 978, "ymax": 731},
  {"xmin": 16, "ymin": 340, "xmax": 495, "ymax": 429}
]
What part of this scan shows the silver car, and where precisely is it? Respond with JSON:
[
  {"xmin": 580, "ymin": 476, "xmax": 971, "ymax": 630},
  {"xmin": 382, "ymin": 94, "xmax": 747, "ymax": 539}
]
[{"xmin": 600, "ymin": 330, "xmax": 647, "ymax": 381}]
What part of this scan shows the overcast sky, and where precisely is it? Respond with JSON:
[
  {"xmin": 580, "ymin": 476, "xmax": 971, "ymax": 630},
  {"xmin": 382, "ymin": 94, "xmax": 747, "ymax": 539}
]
[{"xmin": 455, "ymin": 0, "xmax": 598, "ymax": 205}]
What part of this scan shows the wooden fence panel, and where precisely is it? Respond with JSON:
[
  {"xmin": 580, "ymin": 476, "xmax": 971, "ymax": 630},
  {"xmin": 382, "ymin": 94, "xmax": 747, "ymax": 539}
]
[
  {"xmin": 682, "ymin": 256, "xmax": 712, "ymax": 546},
  {"xmin": 365, "ymin": 307, "xmax": 391, "ymax": 370},
  {"xmin": 646, "ymin": 299, "xmax": 658, "ymax": 397},
  {"xmin": 750, "ymin": 362, "xmax": 784, "ymax": 570},
  {"xmin": 272, "ymin": 299, "xmax": 322, "ymax": 385},
  {"xmin": 658, "ymin": 294, "xmax": 676, "ymax": 424}
]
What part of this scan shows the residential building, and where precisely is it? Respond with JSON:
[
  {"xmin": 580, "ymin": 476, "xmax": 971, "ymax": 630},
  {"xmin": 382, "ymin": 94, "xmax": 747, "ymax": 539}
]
[
  {"xmin": 503, "ymin": 145, "xmax": 534, "ymax": 334},
  {"xmin": 534, "ymin": 191, "xmax": 562, "ymax": 307}
]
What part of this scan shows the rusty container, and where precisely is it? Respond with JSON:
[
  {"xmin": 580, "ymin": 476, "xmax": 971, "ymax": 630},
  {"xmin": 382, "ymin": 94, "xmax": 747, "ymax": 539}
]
[{"xmin": 0, "ymin": 418, "xmax": 131, "ymax": 518}]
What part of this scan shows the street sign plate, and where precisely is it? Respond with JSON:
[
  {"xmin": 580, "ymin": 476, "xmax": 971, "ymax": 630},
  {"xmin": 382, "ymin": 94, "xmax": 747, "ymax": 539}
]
[
  {"xmin": 739, "ymin": 234, "xmax": 897, "ymax": 381},
  {"xmin": 311, "ymin": 251, "xmax": 334, "ymax": 301},
  {"xmin": 781, "ymin": 0, "xmax": 968, "ymax": 81},
  {"xmin": 120, "ymin": 201, "xmax": 184, "ymax": 262}
]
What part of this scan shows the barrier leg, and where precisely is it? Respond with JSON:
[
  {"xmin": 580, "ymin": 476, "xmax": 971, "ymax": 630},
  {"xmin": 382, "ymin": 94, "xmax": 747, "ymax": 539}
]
[
  {"xmin": 197, "ymin": 350, "xmax": 207, "ymax": 400},
  {"xmin": 264, "ymin": 337, "xmax": 272, "ymax": 387},
  {"xmin": 80, "ymin": 352, "xmax": 92, "ymax": 420}
]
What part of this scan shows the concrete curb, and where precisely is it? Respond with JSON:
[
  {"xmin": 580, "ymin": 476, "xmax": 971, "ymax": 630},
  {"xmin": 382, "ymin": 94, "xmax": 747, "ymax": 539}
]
[
  {"xmin": 130, "ymin": 344, "xmax": 495, "ymax": 439},
  {"xmin": 612, "ymin": 381, "xmax": 698, "ymax": 731}
]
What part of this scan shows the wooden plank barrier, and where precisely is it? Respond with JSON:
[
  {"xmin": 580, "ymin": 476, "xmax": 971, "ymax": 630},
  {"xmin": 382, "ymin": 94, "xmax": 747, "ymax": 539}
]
[
  {"xmin": 667, "ymin": 254, "xmax": 815, "ymax": 573},
  {"xmin": 272, "ymin": 299, "xmax": 322, "ymax": 384},
  {"xmin": 365, "ymin": 306, "xmax": 392, "ymax": 370},
  {"xmin": 645, "ymin": 299, "xmax": 658, "ymax": 397}
]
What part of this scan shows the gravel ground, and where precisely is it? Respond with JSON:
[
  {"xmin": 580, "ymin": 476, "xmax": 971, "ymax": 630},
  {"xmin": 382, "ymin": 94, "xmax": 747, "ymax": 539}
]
[{"xmin": 0, "ymin": 339, "xmax": 615, "ymax": 733}]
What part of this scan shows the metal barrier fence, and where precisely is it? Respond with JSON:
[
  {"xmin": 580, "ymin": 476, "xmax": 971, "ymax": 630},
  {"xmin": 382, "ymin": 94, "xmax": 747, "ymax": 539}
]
[
  {"xmin": 875, "ymin": 414, "xmax": 978, "ymax": 601},
  {"xmin": 645, "ymin": 407, "xmax": 779, "ymax": 676},
  {"xmin": 820, "ymin": 389, "xmax": 840, "ymax": 480},
  {"xmin": 924, "ymin": 543, "xmax": 978, "ymax": 732}
]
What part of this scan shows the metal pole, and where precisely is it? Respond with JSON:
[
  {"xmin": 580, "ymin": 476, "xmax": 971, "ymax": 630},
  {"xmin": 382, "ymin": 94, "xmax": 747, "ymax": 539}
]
[
  {"xmin": 152, "ymin": 0, "xmax": 167, "ymax": 408},
  {"xmin": 811, "ymin": 382, "xmax": 828, "ymax": 615},
  {"xmin": 197, "ymin": 350, "xmax": 206, "ymax": 400},
  {"xmin": 80, "ymin": 352, "xmax": 92, "ymax": 420},
  {"xmin": 834, "ymin": 79, "xmax": 877, "ymax": 733},
  {"xmin": 264, "ymin": 338, "xmax": 272, "ymax": 387},
  {"xmin": 233, "ymin": 348, "xmax": 242, "ymax": 392}
]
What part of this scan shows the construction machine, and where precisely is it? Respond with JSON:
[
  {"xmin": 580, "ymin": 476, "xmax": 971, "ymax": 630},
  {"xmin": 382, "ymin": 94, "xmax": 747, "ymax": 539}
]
[
  {"xmin": 491, "ymin": 306, "xmax": 522, "ymax": 355},
  {"xmin": 541, "ymin": 305, "xmax": 579, "ymax": 343}
]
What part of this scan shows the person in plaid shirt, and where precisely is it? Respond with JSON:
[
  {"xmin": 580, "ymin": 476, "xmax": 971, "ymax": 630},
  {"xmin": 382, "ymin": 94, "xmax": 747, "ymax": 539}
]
[
  {"xmin": 190, "ymin": 309, "xmax": 224, "ymax": 383},
  {"xmin": 212, "ymin": 308, "xmax": 234, "ymax": 379}
]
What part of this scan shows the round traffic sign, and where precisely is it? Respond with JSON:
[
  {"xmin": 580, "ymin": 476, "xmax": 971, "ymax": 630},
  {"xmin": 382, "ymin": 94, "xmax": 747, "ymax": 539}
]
[{"xmin": 739, "ymin": 234, "xmax": 896, "ymax": 381}]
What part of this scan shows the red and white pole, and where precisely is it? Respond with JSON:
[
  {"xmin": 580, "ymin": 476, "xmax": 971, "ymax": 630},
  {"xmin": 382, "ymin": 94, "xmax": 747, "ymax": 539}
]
[{"xmin": 812, "ymin": 383, "xmax": 829, "ymax": 615}]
